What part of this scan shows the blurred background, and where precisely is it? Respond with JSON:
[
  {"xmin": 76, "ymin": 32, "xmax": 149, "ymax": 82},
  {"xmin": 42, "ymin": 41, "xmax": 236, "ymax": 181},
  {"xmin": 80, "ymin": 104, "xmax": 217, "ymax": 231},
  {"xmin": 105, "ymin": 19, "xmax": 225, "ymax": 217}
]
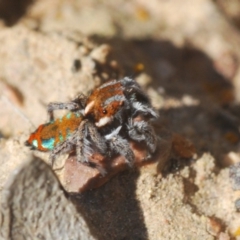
[{"xmin": 1, "ymin": 1, "xmax": 240, "ymax": 239}]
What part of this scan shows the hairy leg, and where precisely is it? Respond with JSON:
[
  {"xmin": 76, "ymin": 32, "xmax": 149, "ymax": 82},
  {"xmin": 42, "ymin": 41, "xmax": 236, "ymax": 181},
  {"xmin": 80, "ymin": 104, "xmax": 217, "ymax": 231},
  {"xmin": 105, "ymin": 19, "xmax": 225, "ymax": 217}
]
[
  {"xmin": 105, "ymin": 126, "xmax": 135, "ymax": 167},
  {"xmin": 75, "ymin": 120, "xmax": 108, "ymax": 163},
  {"xmin": 47, "ymin": 93, "xmax": 87, "ymax": 121},
  {"xmin": 127, "ymin": 119, "xmax": 157, "ymax": 155},
  {"xmin": 86, "ymin": 121, "xmax": 107, "ymax": 154},
  {"xmin": 120, "ymin": 78, "xmax": 158, "ymax": 119},
  {"xmin": 131, "ymin": 101, "xmax": 158, "ymax": 119}
]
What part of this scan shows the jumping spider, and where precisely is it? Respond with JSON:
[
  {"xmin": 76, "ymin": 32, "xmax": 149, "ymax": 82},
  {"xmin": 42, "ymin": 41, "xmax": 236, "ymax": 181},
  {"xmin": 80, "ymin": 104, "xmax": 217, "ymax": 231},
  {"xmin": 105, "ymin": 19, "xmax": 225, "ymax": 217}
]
[
  {"xmin": 25, "ymin": 77, "xmax": 158, "ymax": 172},
  {"xmin": 83, "ymin": 77, "xmax": 158, "ymax": 158}
]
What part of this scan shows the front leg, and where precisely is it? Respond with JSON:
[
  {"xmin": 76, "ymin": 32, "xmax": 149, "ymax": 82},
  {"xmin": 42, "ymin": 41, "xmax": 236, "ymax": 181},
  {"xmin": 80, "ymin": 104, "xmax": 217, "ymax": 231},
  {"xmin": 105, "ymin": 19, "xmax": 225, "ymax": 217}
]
[
  {"xmin": 75, "ymin": 120, "xmax": 91, "ymax": 164},
  {"xmin": 105, "ymin": 126, "xmax": 135, "ymax": 167},
  {"xmin": 131, "ymin": 101, "xmax": 158, "ymax": 120},
  {"xmin": 86, "ymin": 121, "xmax": 107, "ymax": 154},
  {"xmin": 75, "ymin": 120, "xmax": 108, "ymax": 162},
  {"xmin": 127, "ymin": 119, "xmax": 157, "ymax": 156},
  {"xmin": 47, "ymin": 93, "xmax": 87, "ymax": 121},
  {"xmin": 47, "ymin": 102, "xmax": 80, "ymax": 121},
  {"xmin": 75, "ymin": 120, "xmax": 108, "ymax": 175}
]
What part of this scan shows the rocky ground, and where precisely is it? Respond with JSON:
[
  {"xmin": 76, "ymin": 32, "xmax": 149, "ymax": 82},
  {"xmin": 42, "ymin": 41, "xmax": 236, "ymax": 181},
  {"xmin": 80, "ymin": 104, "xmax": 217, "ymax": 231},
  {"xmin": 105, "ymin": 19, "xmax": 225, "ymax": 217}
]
[{"xmin": 1, "ymin": 0, "xmax": 240, "ymax": 239}]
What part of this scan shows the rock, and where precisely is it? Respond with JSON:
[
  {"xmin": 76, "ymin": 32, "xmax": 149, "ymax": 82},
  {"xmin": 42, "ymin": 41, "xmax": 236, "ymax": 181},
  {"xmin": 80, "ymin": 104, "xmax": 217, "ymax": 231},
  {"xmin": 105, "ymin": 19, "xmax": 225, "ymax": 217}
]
[{"xmin": 0, "ymin": 157, "xmax": 95, "ymax": 240}]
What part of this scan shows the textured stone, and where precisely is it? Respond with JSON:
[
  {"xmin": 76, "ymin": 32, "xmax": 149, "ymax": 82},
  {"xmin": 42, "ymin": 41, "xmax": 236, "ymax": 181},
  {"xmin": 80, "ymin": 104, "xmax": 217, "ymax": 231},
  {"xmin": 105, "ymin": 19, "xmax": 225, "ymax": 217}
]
[{"xmin": 0, "ymin": 157, "xmax": 95, "ymax": 240}]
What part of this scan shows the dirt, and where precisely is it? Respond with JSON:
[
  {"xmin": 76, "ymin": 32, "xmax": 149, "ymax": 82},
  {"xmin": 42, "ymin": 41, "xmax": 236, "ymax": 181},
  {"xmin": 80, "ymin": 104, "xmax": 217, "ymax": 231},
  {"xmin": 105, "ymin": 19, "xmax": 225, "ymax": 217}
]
[{"xmin": 1, "ymin": 0, "xmax": 240, "ymax": 239}]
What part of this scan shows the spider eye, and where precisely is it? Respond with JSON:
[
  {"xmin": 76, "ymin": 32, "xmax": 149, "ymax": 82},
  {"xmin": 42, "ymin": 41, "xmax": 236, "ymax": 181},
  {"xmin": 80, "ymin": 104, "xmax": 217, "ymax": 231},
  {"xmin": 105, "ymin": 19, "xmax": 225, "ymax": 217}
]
[{"xmin": 102, "ymin": 109, "xmax": 107, "ymax": 114}]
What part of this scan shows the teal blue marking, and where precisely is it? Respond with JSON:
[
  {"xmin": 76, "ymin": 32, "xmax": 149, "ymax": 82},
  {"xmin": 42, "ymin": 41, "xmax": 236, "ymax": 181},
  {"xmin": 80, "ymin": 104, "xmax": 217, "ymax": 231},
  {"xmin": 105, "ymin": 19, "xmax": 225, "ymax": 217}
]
[
  {"xmin": 74, "ymin": 112, "xmax": 81, "ymax": 118},
  {"xmin": 59, "ymin": 134, "xmax": 64, "ymax": 142},
  {"xmin": 66, "ymin": 112, "xmax": 72, "ymax": 119},
  {"xmin": 32, "ymin": 140, "xmax": 38, "ymax": 148},
  {"xmin": 41, "ymin": 138, "xmax": 55, "ymax": 150}
]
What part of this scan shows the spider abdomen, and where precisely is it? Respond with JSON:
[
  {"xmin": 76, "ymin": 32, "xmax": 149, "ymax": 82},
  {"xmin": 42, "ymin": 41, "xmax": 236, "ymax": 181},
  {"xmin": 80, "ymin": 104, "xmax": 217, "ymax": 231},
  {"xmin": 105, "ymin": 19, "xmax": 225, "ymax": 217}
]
[{"xmin": 25, "ymin": 112, "xmax": 83, "ymax": 151}]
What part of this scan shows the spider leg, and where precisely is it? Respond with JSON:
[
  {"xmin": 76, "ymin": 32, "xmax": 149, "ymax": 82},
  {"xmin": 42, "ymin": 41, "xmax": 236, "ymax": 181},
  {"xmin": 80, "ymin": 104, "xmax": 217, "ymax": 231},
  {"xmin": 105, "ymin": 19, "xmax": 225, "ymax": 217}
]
[
  {"xmin": 105, "ymin": 126, "xmax": 135, "ymax": 167},
  {"xmin": 47, "ymin": 94, "xmax": 87, "ymax": 121},
  {"xmin": 72, "ymin": 93, "xmax": 87, "ymax": 109},
  {"xmin": 75, "ymin": 120, "xmax": 107, "ymax": 163},
  {"xmin": 47, "ymin": 102, "xmax": 80, "ymax": 121},
  {"xmin": 75, "ymin": 120, "xmax": 91, "ymax": 163},
  {"xmin": 121, "ymin": 78, "xmax": 158, "ymax": 119},
  {"xmin": 121, "ymin": 77, "xmax": 150, "ymax": 104},
  {"xmin": 75, "ymin": 120, "xmax": 108, "ymax": 175},
  {"xmin": 131, "ymin": 101, "xmax": 158, "ymax": 119},
  {"xmin": 127, "ymin": 119, "xmax": 157, "ymax": 157},
  {"xmin": 86, "ymin": 121, "xmax": 107, "ymax": 154},
  {"xmin": 49, "ymin": 136, "xmax": 76, "ymax": 166}
]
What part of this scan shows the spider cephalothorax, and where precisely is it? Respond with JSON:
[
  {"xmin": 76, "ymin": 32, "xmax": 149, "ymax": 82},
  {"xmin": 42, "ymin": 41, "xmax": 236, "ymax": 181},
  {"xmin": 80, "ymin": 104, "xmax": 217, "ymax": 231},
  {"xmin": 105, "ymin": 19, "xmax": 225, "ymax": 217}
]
[
  {"xmin": 25, "ymin": 77, "xmax": 158, "ymax": 173},
  {"xmin": 84, "ymin": 77, "xmax": 158, "ymax": 127},
  {"xmin": 84, "ymin": 77, "xmax": 158, "ymax": 157}
]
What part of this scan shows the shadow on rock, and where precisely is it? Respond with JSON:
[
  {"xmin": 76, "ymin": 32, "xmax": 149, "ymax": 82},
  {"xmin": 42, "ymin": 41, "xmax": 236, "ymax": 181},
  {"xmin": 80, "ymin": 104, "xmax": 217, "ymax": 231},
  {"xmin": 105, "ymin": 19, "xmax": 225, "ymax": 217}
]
[
  {"xmin": 70, "ymin": 169, "xmax": 148, "ymax": 240},
  {"xmin": 0, "ymin": 156, "xmax": 148, "ymax": 240}
]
